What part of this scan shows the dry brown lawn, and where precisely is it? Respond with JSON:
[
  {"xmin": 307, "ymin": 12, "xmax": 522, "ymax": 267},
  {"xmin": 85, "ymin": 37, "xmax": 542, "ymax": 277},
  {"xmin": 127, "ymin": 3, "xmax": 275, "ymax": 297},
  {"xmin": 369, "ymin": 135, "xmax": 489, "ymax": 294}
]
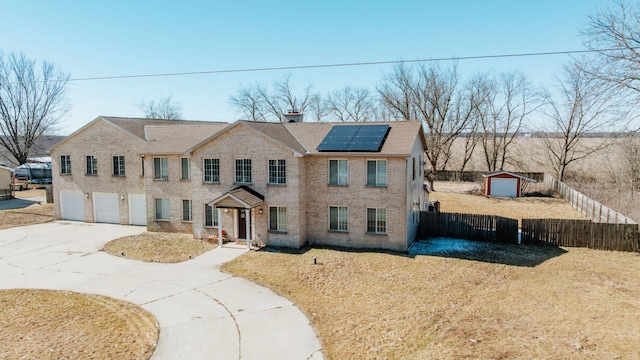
[
  {"xmin": 103, "ymin": 232, "xmax": 216, "ymax": 263},
  {"xmin": 0, "ymin": 203, "xmax": 54, "ymax": 230},
  {"xmin": 429, "ymin": 181, "xmax": 586, "ymax": 226},
  {"xmin": 13, "ymin": 188, "xmax": 46, "ymax": 198},
  {"xmin": 222, "ymin": 246, "xmax": 640, "ymax": 360},
  {"xmin": 0, "ymin": 289, "xmax": 158, "ymax": 360}
]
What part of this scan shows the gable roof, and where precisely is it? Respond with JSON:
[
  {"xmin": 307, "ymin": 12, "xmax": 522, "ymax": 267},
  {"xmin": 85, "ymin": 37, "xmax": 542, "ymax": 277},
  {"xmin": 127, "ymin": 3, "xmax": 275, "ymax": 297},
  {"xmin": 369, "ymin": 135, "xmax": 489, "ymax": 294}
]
[{"xmin": 482, "ymin": 170, "xmax": 537, "ymax": 183}]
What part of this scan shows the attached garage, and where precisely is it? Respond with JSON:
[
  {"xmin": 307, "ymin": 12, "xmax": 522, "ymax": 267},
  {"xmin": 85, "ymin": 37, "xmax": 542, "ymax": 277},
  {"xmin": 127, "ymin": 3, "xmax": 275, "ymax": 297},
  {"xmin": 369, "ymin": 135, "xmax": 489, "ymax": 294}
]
[
  {"xmin": 128, "ymin": 194, "xmax": 147, "ymax": 226},
  {"xmin": 483, "ymin": 171, "xmax": 537, "ymax": 198},
  {"xmin": 93, "ymin": 192, "xmax": 120, "ymax": 224},
  {"xmin": 60, "ymin": 191, "xmax": 85, "ymax": 221}
]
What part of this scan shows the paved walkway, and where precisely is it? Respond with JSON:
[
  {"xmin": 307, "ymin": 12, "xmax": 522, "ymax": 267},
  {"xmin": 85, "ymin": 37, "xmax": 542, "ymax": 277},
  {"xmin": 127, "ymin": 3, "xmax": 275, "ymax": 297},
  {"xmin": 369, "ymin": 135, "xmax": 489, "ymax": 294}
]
[{"xmin": 0, "ymin": 222, "xmax": 323, "ymax": 360}]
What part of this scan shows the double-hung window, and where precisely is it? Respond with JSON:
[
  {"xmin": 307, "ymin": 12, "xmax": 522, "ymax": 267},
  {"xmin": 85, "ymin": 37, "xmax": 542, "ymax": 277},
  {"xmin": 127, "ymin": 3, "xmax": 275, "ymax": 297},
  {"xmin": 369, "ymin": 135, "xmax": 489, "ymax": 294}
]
[
  {"xmin": 328, "ymin": 159, "xmax": 348, "ymax": 185},
  {"xmin": 366, "ymin": 208, "xmax": 387, "ymax": 234},
  {"xmin": 366, "ymin": 160, "xmax": 387, "ymax": 186},
  {"xmin": 182, "ymin": 199, "xmax": 192, "ymax": 221},
  {"xmin": 235, "ymin": 159, "xmax": 252, "ymax": 183},
  {"xmin": 204, "ymin": 204, "xmax": 219, "ymax": 227},
  {"xmin": 329, "ymin": 206, "xmax": 348, "ymax": 231},
  {"xmin": 269, "ymin": 206, "xmax": 287, "ymax": 232},
  {"xmin": 60, "ymin": 155, "xmax": 71, "ymax": 175},
  {"xmin": 268, "ymin": 159, "xmax": 286, "ymax": 184},
  {"xmin": 113, "ymin": 156, "xmax": 125, "ymax": 176},
  {"xmin": 154, "ymin": 157, "xmax": 168, "ymax": 180},
  {"xmin": 155, "ymin": 198, "xmax": 169, "ymax": 220},
  {"xmin": 181, "ymin": 158, "xmax": 190, "ymax": 180},
  {"xmin": 85, "ymin": 155, "xmax": 98, "ymax": 175},
  {"xmin": 203, "ymin": 159, "xmax": 219, "ymax": 183}
]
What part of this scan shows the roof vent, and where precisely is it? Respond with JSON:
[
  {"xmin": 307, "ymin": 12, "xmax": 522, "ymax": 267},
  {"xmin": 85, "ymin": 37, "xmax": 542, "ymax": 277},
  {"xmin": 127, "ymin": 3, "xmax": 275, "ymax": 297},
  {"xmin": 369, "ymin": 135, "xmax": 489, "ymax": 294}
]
[{"xmin": 282, "ymin": 110, "xmax": 303, "ymax": 123}]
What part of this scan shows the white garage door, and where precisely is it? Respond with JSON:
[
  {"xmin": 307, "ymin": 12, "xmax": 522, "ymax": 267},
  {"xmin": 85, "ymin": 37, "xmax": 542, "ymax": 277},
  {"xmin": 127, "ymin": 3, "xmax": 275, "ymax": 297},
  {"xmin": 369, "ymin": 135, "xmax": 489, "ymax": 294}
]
[
  {"xmin": 60, "ymin": 191, "xmax": 84, "ymax": 221},
  {"xmin": 129, "ymin": 194, "xmax": 147, "ymax": 226},
  {"xmin": 491, "ymin": 178, "xmax": 518, "ymax": 198},
  {"xmin": 94, "ymin": 192, "xmax": 120, "ymax": 224}
]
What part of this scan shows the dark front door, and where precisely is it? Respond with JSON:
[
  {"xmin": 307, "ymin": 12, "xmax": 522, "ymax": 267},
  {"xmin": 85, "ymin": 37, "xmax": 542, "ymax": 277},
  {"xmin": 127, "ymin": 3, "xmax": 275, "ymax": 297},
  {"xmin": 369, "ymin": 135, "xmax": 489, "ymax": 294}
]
[{"xmin": 238, "ymin": 209, "xmax": 250, "ymax": 239}]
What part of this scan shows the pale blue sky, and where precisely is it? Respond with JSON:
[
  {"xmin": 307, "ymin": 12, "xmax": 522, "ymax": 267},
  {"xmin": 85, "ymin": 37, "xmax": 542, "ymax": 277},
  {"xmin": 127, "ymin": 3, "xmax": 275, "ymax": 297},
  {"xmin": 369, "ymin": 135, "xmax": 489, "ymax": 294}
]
[{"xmin": 2, "ymin": 0, "xmax": 605, "ymax": 133}]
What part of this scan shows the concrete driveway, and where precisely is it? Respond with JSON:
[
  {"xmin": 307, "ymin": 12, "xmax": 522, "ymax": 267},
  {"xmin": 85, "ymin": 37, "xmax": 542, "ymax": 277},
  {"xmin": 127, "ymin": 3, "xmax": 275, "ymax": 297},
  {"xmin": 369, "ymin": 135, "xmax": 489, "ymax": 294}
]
[{"xmin": 0, "ymin": 222, "xmax": 323, "ymax": 360}]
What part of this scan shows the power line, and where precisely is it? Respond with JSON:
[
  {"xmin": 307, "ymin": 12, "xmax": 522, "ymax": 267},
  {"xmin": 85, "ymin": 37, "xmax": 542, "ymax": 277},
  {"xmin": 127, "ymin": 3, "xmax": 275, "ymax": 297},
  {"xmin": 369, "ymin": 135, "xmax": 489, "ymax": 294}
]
[{"xmin": 8, "ymin": 47, "xmax": 627, "ymax": 84}]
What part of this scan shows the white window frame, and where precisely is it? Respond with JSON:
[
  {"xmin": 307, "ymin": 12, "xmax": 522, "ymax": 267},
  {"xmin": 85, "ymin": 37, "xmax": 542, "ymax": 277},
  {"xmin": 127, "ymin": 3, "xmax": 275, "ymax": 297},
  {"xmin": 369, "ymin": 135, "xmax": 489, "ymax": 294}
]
[
  {"xmin": 60, "ymin": 155, "xmax": 71, "ymax": 175},
  {"xmin": 268, "ymin": 159, "xmax": 286, "ymax": 185},
  {"xmin": 203, "ymin": 158, "xmax": 220, "ymax": 183},
  {"xmin": 113, "ymin": 156, "xmax": 125, "ymax": 176},
  {"xmin": 366, "ymin": 208, "xmax": 387, "ymax": 234},
  {"xmin": 85, "ymin": 155, "xmax": 98, "ymax": 175},
  {"xmin": 182, "ymin": 199, "xmax": 192, "ymax": 222},
  {"xmin": 204, "ymin": 203, "xmax": 219, "ymax": 227},
  {"xmin": 181, "ymin": 158, "xmax": 190, "ymax": 180},
  {"xmin": 366, "ymin": 159, "xmax": 387, "ymax": 186},
  {"xmin": 155, "ymin": 198, "xmax": 169, "ymax": 220},
  {"xmin": 154, "ymin": 157, "xmax": 168, "ymax": 180},
  {"xmin": 328, "ymin": 159, "xmax": 348, "ymax": 185},
  {"xmin": 329, "ymin": 206, "xmax": 348, "ymax": 232},
  {"xmin": 235, "ymin": 159, "xmax": 252, "ymax": 184},
  {"xmin": 268, "ymin": 206, "xmax": 287, "ymax": 232}
]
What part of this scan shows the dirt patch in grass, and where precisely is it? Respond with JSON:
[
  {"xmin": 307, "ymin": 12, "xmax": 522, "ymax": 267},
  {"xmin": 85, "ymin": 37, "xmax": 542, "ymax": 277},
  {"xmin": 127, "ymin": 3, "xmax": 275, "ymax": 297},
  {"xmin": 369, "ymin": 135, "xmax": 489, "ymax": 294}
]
[
  {"xmin": 14, "ymin": 188, "xmax": 46, "ymax": 198},
  {"xmin": 430, "ymin": 182, "xmax": 585, "ymax": 225},
  {"xmin": 222, "ymin": 247, "xmax": 640, "ymax": 359},
  {"xmin": 0, "ymin": 289, "xmax": 158, "ymax": 360},
  {"xmin": 103, "ymin": 232, "xmax": 216, "ymax": 263},
  {"xmin": 0, "ymin": 203, "xmax": 54, "ymax": 230}
]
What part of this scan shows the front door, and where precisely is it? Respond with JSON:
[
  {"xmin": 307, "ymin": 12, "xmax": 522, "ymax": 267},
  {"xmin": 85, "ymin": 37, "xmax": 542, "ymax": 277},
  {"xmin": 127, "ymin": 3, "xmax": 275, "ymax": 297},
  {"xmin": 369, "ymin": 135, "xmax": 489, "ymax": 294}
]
[{"xmin": 238, "ymin": 209, "xmax": 251, "ymax": 239}]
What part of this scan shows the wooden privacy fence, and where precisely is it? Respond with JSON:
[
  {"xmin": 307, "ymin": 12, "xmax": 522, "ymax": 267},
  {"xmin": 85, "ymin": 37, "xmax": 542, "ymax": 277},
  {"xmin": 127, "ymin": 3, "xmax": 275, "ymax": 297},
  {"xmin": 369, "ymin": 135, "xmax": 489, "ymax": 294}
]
[
  {"xmin": 521, "ymin": 219, "xmax": 639, "ymax": 252},
  {"xmin": 543, "ymin": 174, "xmax": 637, "ymax": 224},
  {"xmin": 420, "ymin": 212, "xmax": 519, "ymax": 244}
]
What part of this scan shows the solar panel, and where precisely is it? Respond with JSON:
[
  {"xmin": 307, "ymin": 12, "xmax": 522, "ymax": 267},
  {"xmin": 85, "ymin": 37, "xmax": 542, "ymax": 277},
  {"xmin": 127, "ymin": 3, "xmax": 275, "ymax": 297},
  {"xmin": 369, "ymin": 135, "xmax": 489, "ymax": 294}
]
[{"xmin": 317, "ymin": 124, "xmax": 390, "ymax": 152}]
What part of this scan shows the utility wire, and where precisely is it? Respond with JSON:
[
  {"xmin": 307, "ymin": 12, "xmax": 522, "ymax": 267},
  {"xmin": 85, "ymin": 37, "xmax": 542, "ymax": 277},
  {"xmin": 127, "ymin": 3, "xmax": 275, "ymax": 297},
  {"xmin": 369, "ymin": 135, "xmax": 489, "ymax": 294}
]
[{"xmin": 8, "ymin": 47, "xmax": 628, "ymax": 84}]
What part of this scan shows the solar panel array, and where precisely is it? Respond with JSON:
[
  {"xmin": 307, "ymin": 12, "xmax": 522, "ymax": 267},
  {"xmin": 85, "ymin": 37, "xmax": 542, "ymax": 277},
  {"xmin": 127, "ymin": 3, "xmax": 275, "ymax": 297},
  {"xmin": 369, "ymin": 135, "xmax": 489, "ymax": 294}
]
[{"xmin": 316, "ymin": 124, "xmax": 391, "ymax": 152}]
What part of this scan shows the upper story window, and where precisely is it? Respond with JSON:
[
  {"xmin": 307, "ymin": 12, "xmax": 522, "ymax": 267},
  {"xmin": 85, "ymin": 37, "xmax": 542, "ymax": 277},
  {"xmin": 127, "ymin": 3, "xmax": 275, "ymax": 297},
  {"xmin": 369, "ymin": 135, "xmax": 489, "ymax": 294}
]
[
  {"xmin": 113, "ymin": 156, "xmax": 125, "ymax": 176},
  {"xmin": 85, "ymin": 155, "xmax": 97, "ymax": 176},
  {"xmin": 367, "ymin": 160, "xmax": 387, "ymax": 186},
  {"xmin": 203, "ymin": 158, "xmax": 220, "ymax": 183},
  {"xmin": 60, "ymin": 155, "xmax": 71, "ymax": 175},
  {"xmin": 181, "ymin": 158, "xmax": 190, "ymax": 180},
  {"xmin": 154, "ymin": 157, "xmax": 168, "ymax": 180},
  {"xmin": 412, "ymin": 157, "xmax": 416, "ymax": 181},
  {"xmin": 328, "ymin": 159, "xmax": 348, "ymax": 185},
  {"xmin": 366, "ymin": 208, "xmax": 387, "ymax": 234},
  {"xmin": 235, "ymin": 159, "xmax": 252, "ymax": 184},
  {"xmin": 268, "ymin": 159, "xmax": 286, "ymax": 184}
]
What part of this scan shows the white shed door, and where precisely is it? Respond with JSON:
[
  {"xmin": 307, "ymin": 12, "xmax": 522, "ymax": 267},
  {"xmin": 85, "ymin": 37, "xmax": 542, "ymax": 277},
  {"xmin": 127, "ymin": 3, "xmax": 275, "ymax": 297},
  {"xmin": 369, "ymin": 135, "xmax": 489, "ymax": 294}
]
[
  {"xmin": 129, "ymin": 194, "xmax": 147, "ymax": 226},
  {"xmin": 60, "ymin": 191, "xmax": 84, "ymax": 221},
  {"xmin": 491, "ymin": 178, "xmax": 518, "ymax": 198},
  {"xmin": 94, "ymin": 192, "xmax": 120, "ymax": 224}
]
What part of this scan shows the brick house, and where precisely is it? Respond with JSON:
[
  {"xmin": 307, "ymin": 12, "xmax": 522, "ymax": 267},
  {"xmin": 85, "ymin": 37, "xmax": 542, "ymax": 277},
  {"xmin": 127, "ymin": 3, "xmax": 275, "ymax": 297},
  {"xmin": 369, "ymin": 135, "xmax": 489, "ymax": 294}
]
[{"xmin": 51, "ymin": 116, "xmax": 427, "ymax": 251}]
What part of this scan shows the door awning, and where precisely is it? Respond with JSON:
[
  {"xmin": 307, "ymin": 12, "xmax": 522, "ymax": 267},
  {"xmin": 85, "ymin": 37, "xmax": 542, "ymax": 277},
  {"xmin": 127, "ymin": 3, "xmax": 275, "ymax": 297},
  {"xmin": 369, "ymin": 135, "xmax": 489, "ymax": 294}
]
[{"xmin": 209, "ymin": 185, "xmax": 264, "ymax": 209}]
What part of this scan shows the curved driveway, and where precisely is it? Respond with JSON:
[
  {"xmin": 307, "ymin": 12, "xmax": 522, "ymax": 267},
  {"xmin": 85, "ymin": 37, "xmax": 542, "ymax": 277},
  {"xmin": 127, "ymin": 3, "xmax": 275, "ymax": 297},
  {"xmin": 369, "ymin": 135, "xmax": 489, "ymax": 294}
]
[{"xmin": 0, "ymin": 222, "xmax": 323, "ymax": 360}]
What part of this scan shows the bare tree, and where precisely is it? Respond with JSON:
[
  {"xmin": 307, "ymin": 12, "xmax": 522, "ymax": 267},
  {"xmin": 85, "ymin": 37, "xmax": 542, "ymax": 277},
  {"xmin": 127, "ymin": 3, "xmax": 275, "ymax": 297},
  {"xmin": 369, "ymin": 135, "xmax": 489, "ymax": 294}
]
[
  {"xmin": 229, "ymin": 84, "xmax": 269, "ymax": 121},
  {"xmin": 540, "ymin": 61, "xmax": 624, "ymax": 181},
  {"xmin": 230, "ymin": 75, "xmax": 316, "ymax": 122},
  {"xmin": 306, "ymin": 94, "xmax": 329, "ymax": 122},
  {"xmin": 378, "ymin": 63, "xmax": 483, "ymax": 186},
  {"xmin": 326, "ymin": 86, "xmax": 377, "ymax": 122},
  {"xmin": 137, "ymin": 95, "xmax": 182, "ymax": 120},
  {"xmin": 0, "ymin": 52, "xmax": 69, "ymax": 165},
  {"xmin": 582, "ymin": 0, "xmax": 640, "ymax": 96},
  {"xmin": 477, "ymin": 72, "xmax": 538, "ymax": 171}
]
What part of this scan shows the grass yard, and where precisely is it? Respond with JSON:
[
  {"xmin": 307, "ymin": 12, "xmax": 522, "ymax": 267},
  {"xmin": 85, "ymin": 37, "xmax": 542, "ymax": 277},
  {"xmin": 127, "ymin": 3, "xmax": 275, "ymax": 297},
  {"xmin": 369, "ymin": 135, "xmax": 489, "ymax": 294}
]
[
  {"xmin": 429, "ymin": 181, "xmax": 586, "ymax": 225},
  {"xmin": 103, "ymin": 232, "xmax": 216, "ymax": 263},
  {"xmin": 222, "ymin": 246, "xmax": 640, "ymax": 359},
  {"xmin": 0, "ymin": 203, "xmax": 54, "ymax": 230},
  {"xmin": 0, "ymin": 289, "xmax": 158, "ymax": 360}
]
